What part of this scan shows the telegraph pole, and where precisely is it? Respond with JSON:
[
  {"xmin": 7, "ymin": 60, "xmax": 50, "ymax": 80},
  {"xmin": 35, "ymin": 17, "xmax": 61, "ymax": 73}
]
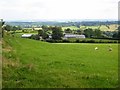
[
  {"xmin": 0, "ymin": 19, "xmax": 4, "ymax": 89},
  {"xmin": 0, "ymin": 19, "xmax": 5, "ymax": 38}
]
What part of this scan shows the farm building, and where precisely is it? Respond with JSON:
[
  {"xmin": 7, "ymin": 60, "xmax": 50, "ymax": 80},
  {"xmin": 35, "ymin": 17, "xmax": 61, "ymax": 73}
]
[
  {"xmin": 64, "ymin": 34, "xmax": 85, "ymax": 39},
  {"xmin": 21, "ymin": 34, "xmax": 33, "ymax": 38}
]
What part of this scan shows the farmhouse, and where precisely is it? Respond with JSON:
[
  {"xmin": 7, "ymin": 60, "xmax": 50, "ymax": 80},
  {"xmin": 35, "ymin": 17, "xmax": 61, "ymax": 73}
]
[{"xmin": 64, "ymin": 34, "xmax": 85, "ymax": 39}]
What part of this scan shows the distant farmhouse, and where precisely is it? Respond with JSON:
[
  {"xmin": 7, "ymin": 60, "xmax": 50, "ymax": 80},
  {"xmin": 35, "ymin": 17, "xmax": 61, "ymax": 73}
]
[{"xmin": 64, "ymin": 34, "xmax": 85, "ymax": 39}]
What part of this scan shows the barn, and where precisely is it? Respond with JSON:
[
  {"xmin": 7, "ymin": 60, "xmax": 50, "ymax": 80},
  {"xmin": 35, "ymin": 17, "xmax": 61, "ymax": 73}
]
[
  {"xmin": 64, "ymin": 34, "xmax": 85, "ymax": 39},
  {"xmin": 21, "ymin": 34, "xmax": 33, "ymax": 38}
]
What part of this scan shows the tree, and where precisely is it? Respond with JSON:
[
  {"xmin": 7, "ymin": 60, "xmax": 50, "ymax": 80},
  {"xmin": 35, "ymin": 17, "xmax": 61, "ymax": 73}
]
[
  {"xmin": 84, "ymin": 28, "xmax": 94, "ymax": 38},
  {"xmin": 118, "ymin": 26, "xmax": 120, "ymax": 31},
  {"xmin": 76, "ymin": 24, "xmax": 80, "ymax": 28},
  {"xmin": 94, "ymin": 29, "xmax": 102, "ymax": 38},
  {"xmin": 0, "ymin": 19, "xmax": 5, "ymax": 38},
  {"xmin": 3, "ymin": 25, "xmax": 12, "ymax": 31},
  {"xmin": 117, "ymin": 26, "xmax": 120, "ymax": 39},
  {"xmin": 103, "ymin": 31, "xmax": 113, "ymax": 38},
  {"xmin": 64, "ymin": 28, "xmax": 72, "ymax": 33},
  {"xmin": 17, "ymin": 26, "xmax": 22, "ymax": 30},
  {"xmin": 76, "ymin": 29, "xmax": 82, "ymax": 35},
  {"xmin": 38, "ymin": 30, "xmax": 49, "ymax": 39},
  {"xmin": 52, "ymin": 26, "xmax": 63, "ymax": 40},
  {"xmin": 12, "ymin": 26, "xmax": 18, "ymax": 31},
  {"xmin": 112, "ymin": 32, "xmax": 118, "ymax": 39},
  {"xmin": 41, "ymin": 25, "xmax": 48, "ymax": 31},
  {"xmin": 40, "ymin": 25, "xmax": 50, "ymax": 39}
]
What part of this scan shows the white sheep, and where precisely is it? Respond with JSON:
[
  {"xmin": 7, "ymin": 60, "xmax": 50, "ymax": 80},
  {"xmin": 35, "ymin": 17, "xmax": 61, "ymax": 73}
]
[
  {"xmin": 95, "ymin": 47, "xmax": 98, "ymax": 50},
  {"xmin": 109, "ymin": 48, "xmax": 112, "ymax": 51},
  {"xmin": 108, "ymin": 45, "xmax": 112, "ymax": 51}
]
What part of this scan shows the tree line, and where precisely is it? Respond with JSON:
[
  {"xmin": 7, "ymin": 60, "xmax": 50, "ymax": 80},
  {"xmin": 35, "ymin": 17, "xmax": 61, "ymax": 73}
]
[
  {"xmin": 1, "ymin": 23, "xmax": 120, "ymax": 40},
  {"xmin": 2, "ymin": 25, "xmax": 22, "ymax": 31}
]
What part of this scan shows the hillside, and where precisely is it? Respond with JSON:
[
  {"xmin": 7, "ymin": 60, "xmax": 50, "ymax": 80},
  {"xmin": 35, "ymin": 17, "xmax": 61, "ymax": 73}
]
[
  {"xmin": 2, "ymin": 35, "xmax": 118, "ymax": 88},
  {"xmin": 6, "ymin": 21, "xmax": 118, "ymax": 28}
]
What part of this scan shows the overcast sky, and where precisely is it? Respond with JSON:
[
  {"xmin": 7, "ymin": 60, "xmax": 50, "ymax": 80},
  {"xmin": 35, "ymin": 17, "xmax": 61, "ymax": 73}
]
[{"xmin": 0, "ymin": 0, "xmax": 119, "ymax": 21}]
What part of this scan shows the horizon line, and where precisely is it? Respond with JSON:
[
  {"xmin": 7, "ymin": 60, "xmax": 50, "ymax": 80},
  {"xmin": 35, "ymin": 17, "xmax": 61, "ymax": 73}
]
[{"xmin": 4, "ymin": 19, "xmax": 118, "ymax": 22}]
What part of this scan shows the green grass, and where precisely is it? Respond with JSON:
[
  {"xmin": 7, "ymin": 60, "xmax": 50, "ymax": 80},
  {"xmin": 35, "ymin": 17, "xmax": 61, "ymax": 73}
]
[{"xmin": 2, "ymin": 35, "xmax": 118, "ymax": 88}]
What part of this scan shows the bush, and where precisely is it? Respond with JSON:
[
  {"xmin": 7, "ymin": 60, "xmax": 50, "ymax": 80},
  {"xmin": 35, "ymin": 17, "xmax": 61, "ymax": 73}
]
[
  {"xmin": 87, "ymin": 40, "xmax": 95, "ymax": 43},
  {"xmin": 81, "ymin": 40, "xmax": 87, "ymax": 43},
  {"xmin": 46, "ymin": 39, "xmax": 56, "ymax": 43},
  {"xmin": 62, "ymin": 39, "xmax": 70, "ymax": 43},
  {"xmin": 41, "ymin": 38, "xmax": 118, "ymax": 43},
  {"xmin": 31, "ymin": 35, "xmax": 39, "ymax": 40},
  {"xmin": 75, "ymin": 39, "xmax": 80, "ymax": 43}
]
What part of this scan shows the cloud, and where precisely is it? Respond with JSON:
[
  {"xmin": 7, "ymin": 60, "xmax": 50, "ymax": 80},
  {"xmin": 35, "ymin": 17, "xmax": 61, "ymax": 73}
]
[{"xmin": 0, "ymin": 0, "xmax": 119, "ymax": 21}]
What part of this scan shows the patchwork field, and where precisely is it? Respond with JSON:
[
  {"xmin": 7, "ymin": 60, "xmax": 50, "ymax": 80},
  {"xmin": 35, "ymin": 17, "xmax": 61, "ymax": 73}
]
[
  {"xmin": 2, "ymin": 35, "xmax": 118, "ymax": 88},
  {"xmin": 62, "ymin": 24, "xmax": 118, "ymax": 31}
]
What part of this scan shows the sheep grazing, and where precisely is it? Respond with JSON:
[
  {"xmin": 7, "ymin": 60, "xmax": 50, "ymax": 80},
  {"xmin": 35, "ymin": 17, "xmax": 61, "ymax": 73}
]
[
  {"xmin": 95, "ymin": 47, "xmax": 98, "ymax": 50},
  {"xmin": 108, "ymin": 45, "xmax": 112, "ymax": 51},
  {"xmin": 109, "ymin": 48, "xmax": 112, "ymax": 51}
]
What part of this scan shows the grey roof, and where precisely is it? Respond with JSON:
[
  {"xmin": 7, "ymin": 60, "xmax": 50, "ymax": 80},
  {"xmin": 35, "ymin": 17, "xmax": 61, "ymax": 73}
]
[{"xmin": 64, "ymin": 34, "xmax": 85, "ymax": 38}]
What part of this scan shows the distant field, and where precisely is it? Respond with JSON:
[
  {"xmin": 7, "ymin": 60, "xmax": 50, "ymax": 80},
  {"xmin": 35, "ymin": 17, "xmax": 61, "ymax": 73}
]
[
  {"xmin": 2, "ymin": 35, "xmax": 118, "ymax": 88},
  {"xmin": 62, "ymin": 24, "xmax": 118, "ymax": 31},
  {"xmin": 99, "ymin": 24, "xmax": 118, "ymax": 31},
  {"xmin": 16, "ymin": 24, "xmax": 118, "ymax": 32},
  {"xmin": 62, "ymin": 26, "xmax": 80, "ymax": 30}
]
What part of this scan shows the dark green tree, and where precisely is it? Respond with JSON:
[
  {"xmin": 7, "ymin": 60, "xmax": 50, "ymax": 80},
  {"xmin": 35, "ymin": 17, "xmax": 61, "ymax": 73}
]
[
  {"xmin": 12, "ymin": 26, "xmax": 18, "ymax": 31},
  {"xmin": 52, "ymin": 26, "xmax": 63, "ymax": 40},
  {"xmin": 0, "ymin": 19, "xmax": 5, "ymax": 37},
  {"xmin": 94, "ymin": 29, "xmax": 102, "ymax": 38},
  {"xmin": 117, "ymin": 26, "xmax": 120, "ymax": 39},
  {"xmin": 84, "ymin": 28, "xmax": 94, "ymax": 38},
  {"xmin": 65, "ymin": 28, "xmax": 72, "ymax": 33},
  {"xmin": 112, "ymin": 32, "xmax": 118, "ymax": 39},
  {"xmin": 76, "ymin": 29, "xmax": 82, "ymax": 35},
  {"xmin": 3, "ymin": 25, "xmax": 12, "ymax": 31},
  {"xmin": 38, "ymin": 30, "xmax": 49, "ymax": 39},
  {"xmin": 118, "ymin": 26, "xmax": 120, "ymax": 31},
  {"xmin": 41, "ymin": 25, "xmax": 48, "ymax": 31}
]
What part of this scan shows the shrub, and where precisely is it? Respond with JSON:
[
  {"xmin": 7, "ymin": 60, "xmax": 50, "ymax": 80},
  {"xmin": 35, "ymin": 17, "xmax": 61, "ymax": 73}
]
[
  {"xmin": 87, "ymin": 40, "xmax": 95, "ymax": 43},
  {"xmin": 81, "ymin": 40, "xmax": 87, "ymax": 43},
  {"xmin": 31, "ymin": 35, "xmax": 39, "ymax": 40},
  {"xmin": 62, "ymin": 39, "xmax": 70, "ymax": 43},
  {"xmin": 76, "ymin": 39, "xmax": 80, "ymax": 43}
]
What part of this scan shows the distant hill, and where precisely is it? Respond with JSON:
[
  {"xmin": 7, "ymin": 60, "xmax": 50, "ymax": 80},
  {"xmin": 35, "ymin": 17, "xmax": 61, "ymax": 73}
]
[{"xmin": 5, "ymin": 21, "xmax": 118, "ymax": 28}]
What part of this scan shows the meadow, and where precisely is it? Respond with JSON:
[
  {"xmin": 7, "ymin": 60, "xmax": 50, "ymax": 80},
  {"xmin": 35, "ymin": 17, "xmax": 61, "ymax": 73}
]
[{"xmin": 2, "ymin": 35, "xmax": 118, "ymax": 88}]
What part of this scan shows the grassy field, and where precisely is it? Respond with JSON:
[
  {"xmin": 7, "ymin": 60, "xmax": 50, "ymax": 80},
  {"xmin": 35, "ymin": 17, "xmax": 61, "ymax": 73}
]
[{"xmin": 2, "ymin": 35, "xmax": 118, "ymax": 88}]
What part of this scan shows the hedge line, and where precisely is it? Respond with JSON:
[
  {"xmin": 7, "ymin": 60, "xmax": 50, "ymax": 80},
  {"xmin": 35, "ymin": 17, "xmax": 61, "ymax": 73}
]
[
  {"xmin": 46, "ymin": 39, "xmax": 118, "ymax": 43},
  {"xmin": 30, "ymin": 35, "xmax": 119, "ymax": 43}
]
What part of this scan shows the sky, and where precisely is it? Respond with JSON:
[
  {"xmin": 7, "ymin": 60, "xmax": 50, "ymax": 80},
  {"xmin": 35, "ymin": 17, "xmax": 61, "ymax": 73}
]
[{"xmin": 0, "ymin": 0, "xmax": 119, "ymax": 21}]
